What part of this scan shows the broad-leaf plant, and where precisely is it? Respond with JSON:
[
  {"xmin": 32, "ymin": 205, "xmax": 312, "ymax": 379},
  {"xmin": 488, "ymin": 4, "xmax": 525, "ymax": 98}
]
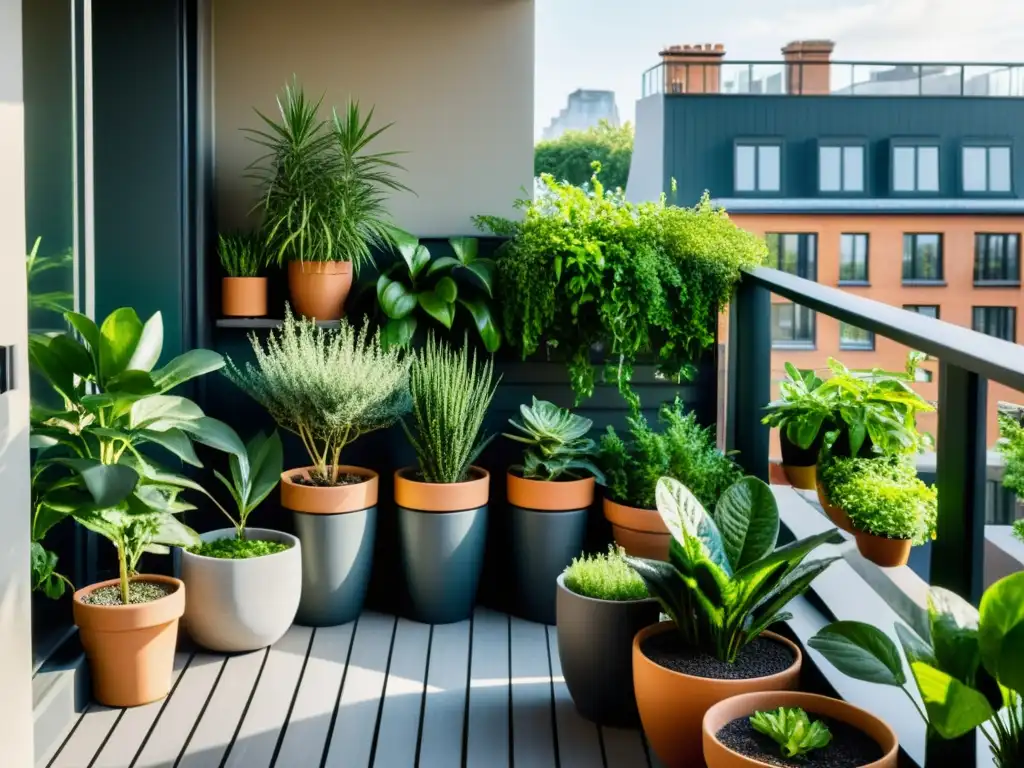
[
  {"xmin": 761, "ymin": 362, "xmax": 833, "ymax": 452},
  {"xmin": 625, "ymin": 476, "xmax": 843, "ymax": 663},
  {"xmin": 503, "ymin": 397, "xmax": 604, "ymax": 482},
  {"xmin": 29, "ymin": 308, "xmax": 247, "ymax": 605}
]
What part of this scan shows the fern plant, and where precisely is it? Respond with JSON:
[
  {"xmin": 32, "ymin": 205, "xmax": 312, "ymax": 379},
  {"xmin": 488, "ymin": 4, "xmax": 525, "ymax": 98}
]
[
  {"xmin": 218, "ymin": 232, "xmax": 267, "ymax": 278},
  {"xmin": 225, "ymin": 307, "xmax": 411, "ymax": 485},
  {"xmin": 749, "ymin": 707, "xmax": 832, "ymax": 759},
  {"xmin": 403, "ymin": 335, "xmax": 499, "ymax": 484},
  {"xmin": 504, "ymin": 397, "xmax": 604, "ymax": 482}
]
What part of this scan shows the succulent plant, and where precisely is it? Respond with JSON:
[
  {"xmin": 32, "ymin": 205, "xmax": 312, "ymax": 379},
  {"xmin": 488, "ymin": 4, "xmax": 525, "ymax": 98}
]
[{"xmin": 504, "ymin": 397, "xmax": 604, "ymax": 482}]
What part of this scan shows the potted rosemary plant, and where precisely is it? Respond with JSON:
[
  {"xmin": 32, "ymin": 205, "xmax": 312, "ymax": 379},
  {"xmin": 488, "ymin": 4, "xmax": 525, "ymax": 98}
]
[
  {"xmin": 397, "ymin": 335, "xmax": 499, "ymax": 624},
  {"xmin": 625, "ymin": 476, "xmax": 842, "ymax": 766},
  {"xmin": 226, "ymin": 308, "xmax": 411, "ymax": 625},
  {"xmin": 503, "ymin": 397, "xmax": 604, "ymax": 624},
  {"xmin": 246, "ymin": 81, "xmax": 411, "ymax": 320},
  {"xmin": 219, "ymin": 231, "xmax": 270, "ymax": 318}
]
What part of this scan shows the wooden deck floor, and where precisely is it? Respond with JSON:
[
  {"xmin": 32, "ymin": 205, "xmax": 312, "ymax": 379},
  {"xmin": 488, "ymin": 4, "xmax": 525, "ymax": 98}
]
[{"xmin": 42, "ymin": 608, "xmax": 658, "ymax": 768}]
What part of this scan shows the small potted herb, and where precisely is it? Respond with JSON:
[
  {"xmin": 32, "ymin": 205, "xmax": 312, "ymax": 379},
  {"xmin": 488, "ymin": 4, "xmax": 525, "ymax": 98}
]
[
  {"xmin": 624, "ymin": 476, "xmax": 842, "ymax": 766},
  {"xmin": 809, "ymin": 572, "xmax": 1024, "ymax": 768},
  {"xmin": 219, "ymin": 232, "xmax": 270, "ymax": 318},
  {"xmin": 226, "ymin": 308, "xmax": 411, "ymax": 626},
  {"xmin": 702, "ymin": 694, "xmax": 898, "ymax": 768},
  {"xmin": 556, "ymin": 546, "xmax": 659, "ymax": 727},
  {"xmin": 599, "ymin": 400, "xmax": 742, "ymax": 559},
  {"xmin": 397, "ymin": 335, "xmax": 499, "ymax": 624},
  {"xmin": 761, "ymin": 363, "xmax": 834, "ymax": 490},
  {"xmin": 818, "ymin": 455, "xmax": 937, "ymax": 567},
  {"xmin": 179, "ymin": 430, "xmax": 303, "ymax": 652},
  {"xmin": 504, "ymin": 398, "xmax": 605, "ymax": 624}
]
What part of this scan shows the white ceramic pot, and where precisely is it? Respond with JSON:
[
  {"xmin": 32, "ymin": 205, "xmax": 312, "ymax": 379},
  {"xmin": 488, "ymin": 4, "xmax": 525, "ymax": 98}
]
[{"xmin": 180, "ymin": 528, "xmax": 301, "ymax": 652}]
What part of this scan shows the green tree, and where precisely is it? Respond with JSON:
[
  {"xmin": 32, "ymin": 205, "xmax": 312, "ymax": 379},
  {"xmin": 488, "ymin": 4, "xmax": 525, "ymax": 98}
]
[{"xmin": 534, "ymin": 120, "xmax": 633, "ymax": 191}]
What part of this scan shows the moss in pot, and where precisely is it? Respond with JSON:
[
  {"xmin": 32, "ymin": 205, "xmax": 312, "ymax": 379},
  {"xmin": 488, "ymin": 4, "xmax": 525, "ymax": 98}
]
[{"xmin": 624, "ymin": 476, "xmax": 844, "ymax": 767}]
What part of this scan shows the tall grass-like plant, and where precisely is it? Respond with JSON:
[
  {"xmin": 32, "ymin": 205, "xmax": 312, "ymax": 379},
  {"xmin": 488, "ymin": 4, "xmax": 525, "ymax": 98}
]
[
  {"xmin": 225, "ymin": 307, "xmax": 412, "ymax": 485},
  {"xmin": 218, "ymin": 232, "xmax": 267, "ymax": 278},
  {"xmin": 245, "ymin": 79, "xmax": 412, "ymax": 270},
  {"xmin": 403, "ymin": 335, "xmax": 500, "ymax": 484}
]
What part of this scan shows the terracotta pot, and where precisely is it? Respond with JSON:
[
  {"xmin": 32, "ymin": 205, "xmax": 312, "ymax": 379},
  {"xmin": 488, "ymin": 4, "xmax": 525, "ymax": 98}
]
[
  {"xmin": 73, "ymin": 574, "xmax": 185, "ymax": 707},
  {"xmin": 221, "ymin": 276, "xmax": 268, "ymax": 317},
  {"xmin": 633, "ymin": 622, "xmax": 802, "ymax": 768},
  {"xmin": 603, "ymin": 497, "xmax": 669, "ymax": 559},
  {"xmin": 854, "ymin": 529, "xmax": 912, "ymax": 568},
  {"xmin": 779, "ymin": 429, "xmax": 825, "ymax": 483},
  {"xmin": 816, "ymin": 481, "xmax": 853, "ymax": 533},
  {"xmin": 703, "ymin": 690, "xmax": 899, "ymax": 768},
  {"xmin": 782, "ymin": 464, "xmax": 816, "ymax": 491},
  {"xmin": 287, "ymin": 260, "xmax": 352, "ymax": 320},
  {"xmin": 394, "ymin": 466, "xmax": 489, "ymax": 511},
  {"xmin": 280, "ymin": 466, "xmax": 378, "ymax": 514},
  {"xmin": 506, "ymin": 470, "xmax": 595, "ymax": 511}
]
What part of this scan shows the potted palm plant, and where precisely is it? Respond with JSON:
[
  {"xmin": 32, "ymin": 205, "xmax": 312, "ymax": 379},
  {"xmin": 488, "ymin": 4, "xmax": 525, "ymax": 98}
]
[
  {"xmin": 556, "ymin": 546, "xmax": 659, "ymax": 727},
  {"xmin": 624, "ymin": 476, "xmax": 843, "ymax": 766},
  {"xmin": 818, "ymin": 454, "xmax": 937, "ymax": 566},
  {"xmin": 246, "ymin": 80, "xmax": 411, "ymax": 320},
  {"xmin": 503, "ymin": 397, "xmax": 604, "ymax": 624},
  {"xmin": 219, "ymin": 231, "xmax": 270, "ymax": 318},
  {"xmin": 397, "ymin": 335, "xmax": 499, "ymax": 624},
  {"xmin": 180, "ymin": 430, "xmax": 303, "ymax": 652},
  {"xmin": 29, "ymin": 307, "xmax": 243, "ymax": 706},
  {"xmin": 761, "ymin": 363, "xmax": 834, "ymax": 490},
  {"xmin": 226, "ymin": 308, "xmax": 411, "ymax": 626}
]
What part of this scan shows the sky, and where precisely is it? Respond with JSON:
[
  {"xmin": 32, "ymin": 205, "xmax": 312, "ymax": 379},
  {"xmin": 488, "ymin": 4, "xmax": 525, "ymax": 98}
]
[{"xmin": 535, "ymin": 0, "xmax": 1024, "ymax": 139}]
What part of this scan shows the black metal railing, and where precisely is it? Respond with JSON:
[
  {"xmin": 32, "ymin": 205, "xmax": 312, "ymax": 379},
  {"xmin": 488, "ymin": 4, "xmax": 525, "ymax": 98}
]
[
  {"xmin": 725, "ymin": 265, "xmax": 1024, "ymax": 768},
  {"xmin": 641, "ymin": 60, "xmax": 1024, "ymax": 98}
]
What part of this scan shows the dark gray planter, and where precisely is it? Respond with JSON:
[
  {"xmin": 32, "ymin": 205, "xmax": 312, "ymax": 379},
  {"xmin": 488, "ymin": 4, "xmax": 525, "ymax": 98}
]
[
  {"xmin": 510, "ymin": 505, "xmax": 588, "ymax": 625},
  {"xmin": 292, "ymin": 506, "xmax": 377, "ymax": 627},
  {"xmin": 397, "ymin": 505, "xmax": 487, "ymax": 624},
  {"xmin": 555, "ymin": 572, "xmax": 660, "ymax": 727}
]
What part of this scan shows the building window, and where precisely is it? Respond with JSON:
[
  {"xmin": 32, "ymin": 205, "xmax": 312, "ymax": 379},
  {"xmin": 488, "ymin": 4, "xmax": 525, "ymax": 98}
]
[
  {"xmin": 772, "ymin": 303, "xmax": 815, "ymax": 347},
  {"xmin": 735, "ymin": 143, "xmax": 781, "ymax": 192},
  {"xmin": 766, "ymin": 233, "xmax": 817, "ymax": 279},
  {"xmin": 903, "ymin": 304, "xmax": 940, "ymax": 319},
  {"xmin": 839, "ymin": 234, "xmax": 869, "ymax": 282},
  {"xmin": 819, "ymin": 145, "xmax": 865, "ymax": 193},
  {"xmin": 892, "ymin": 144, "xmax": 940, "ymax": 192},
  {"xmin": 974, "ymin": 234, "xmax": 1020, "ymax": 283},
  {"xmin": 963, "ymin": 145, "xmax": 1012, "ymax": 193},
  {"xmin": 839, "ymin": 322, "xmax": 875, "ymax": 350},
  {"xmin": 903, "ymin": 234, "xmax": 943, "ymax": 282},
  {"xmin": 973, "ymin": 306, "xmax": 1016, "ymax": 341}
]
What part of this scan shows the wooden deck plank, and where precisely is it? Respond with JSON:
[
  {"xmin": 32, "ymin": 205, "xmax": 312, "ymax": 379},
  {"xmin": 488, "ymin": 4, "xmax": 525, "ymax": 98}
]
[
  {"xmin": 176, "ymin": 649, "xmax": 266, "ymax": 768},
  {"xmin": 465, "ymin": 608, "xmax": 510, "ymax": 768},
  {"xmin": 372, "ymin": 619, "xmax": 430, "ymax": 768},
  {"xmin": 223, "ymin": 625, "xmax": 312, "ymax": 768},
  {"xmin": 418, "ymin": 619, "xmax": 471, "ymax": 768},
  {"xmin": 89, "ymin": 652, "xmax": 192, "ymax": 768},
  {"xmin": 509, "ymin": 617, "xmax": 557, "ymax": 768},
  {"xmin": 322, "ymin": 612, "xmax": 396, "ymax": 768},
  {"xmin": 546, "ymin": 627, "xmax": 603, "ymax": 768},
  {"xmin": 274, "ymin": 624, "xmax": 354, "ymax": 767},
  {"xmin": 603, "ymin": 727, "xmax": 652, "ymax": 768},
  {"xmin": 47, "ymin": 706, "xmax": 121, "ymax": 768}
]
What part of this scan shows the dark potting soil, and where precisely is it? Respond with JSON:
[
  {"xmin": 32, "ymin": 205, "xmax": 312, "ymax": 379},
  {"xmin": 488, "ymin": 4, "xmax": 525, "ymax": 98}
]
[
  {"xmin": 716, "ymin": 714, "xmax": 883, "ymax": 768},
  {"xmin": 292, "ymin": 472, "xmax": 365, "ymax": 487},
  {"xmin": 641, "ymin": 632, "xmax": 795, "ymax": 680},
  {"xmin": 81, "ymin": 581, "xmax": 175, "ymax": 606}
]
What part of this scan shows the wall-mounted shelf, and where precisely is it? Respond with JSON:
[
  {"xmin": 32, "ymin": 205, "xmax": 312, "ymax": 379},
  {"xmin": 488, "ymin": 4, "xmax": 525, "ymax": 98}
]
[{"xmin": 215, "ymin": 318, "xmax": 340, "ymax": 329}]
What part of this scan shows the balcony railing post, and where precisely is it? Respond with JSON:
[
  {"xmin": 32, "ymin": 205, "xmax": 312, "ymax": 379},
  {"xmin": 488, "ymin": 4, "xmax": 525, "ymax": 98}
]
[{"xmin": 727, "ymin": 277, "xmax": 771, "ymax": 481}]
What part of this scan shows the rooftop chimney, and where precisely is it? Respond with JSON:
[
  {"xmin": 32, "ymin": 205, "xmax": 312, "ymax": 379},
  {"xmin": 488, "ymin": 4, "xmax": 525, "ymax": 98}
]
[
  {"xmin": 782, "ymin": 40, "xmax": 835, "ymax": 94},
  {"xmin": 659, "ymin": 43, "xmax": 726, "ymax": 94}
]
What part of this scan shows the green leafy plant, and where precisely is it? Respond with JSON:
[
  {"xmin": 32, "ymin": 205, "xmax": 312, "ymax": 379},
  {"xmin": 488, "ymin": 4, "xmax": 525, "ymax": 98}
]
[
  {"xmin": 403, "ymin": 335, "xmax": 499, "ymax": 484},
  {"xmin": 749, "ymin": 707, "xmax": 832, "ymax": 759},
  {"xmin": 476, "ymin": 169, "xmax": 766, "ymax": 406},
  {"xmin": 204, "ymin": 430, "xmax": 284, "ymax": 542},
  {"xmin": 762, "ymin": 363, "xmax": 834, "ymax": 452},
  {"xmin": 808, "ymin": 572, "xmax": 1024, "ymax": 768},
  {"xmin": 218, "ymin": 232, "xmax": 268, "ymax": 278},
  {"xmin": 819, "ymin": 455, "xmax": 937, "ymax": 544},
  {"xmin": 246, "ymin": 79, "xmax": 411, "ymax": 270},
  {"xmin": 599, "ymin": 399, "xmax": 741, "ymax": 511},
  {"xmin": 225, "ymin": 307, "xmax": 411, "ymax": 486},
  {"xmin": 534, "ymin": 120, "xmax": 634, "ymax": 191},
  {"xmin": 30, "ymin": 308, "xmax": 246, "ymax": 605},
  {"xmin": 374, "ymin": 233, "xmax": 501, "ymax": 352},
  {"xmin": 1014, "ymin": 519, "xmax": 1024, "ymax": 544},
  {"xmin": 504, "ymin": 397, "xmax": 604, "ymax": 482},
  {"xmin": 563, "ymin": 545, "xmax": 648, "ymax": 601},
  {"xmin": 997, "ymin": 410, "xmax": 1024, "ymax": 503},
  {"xmin": 27, "ymin": 236, "xmax": 74, "ymax": 315},
  {"xmin": 625, "ymin": 476, "xmax": 842, "ymax": 663}
]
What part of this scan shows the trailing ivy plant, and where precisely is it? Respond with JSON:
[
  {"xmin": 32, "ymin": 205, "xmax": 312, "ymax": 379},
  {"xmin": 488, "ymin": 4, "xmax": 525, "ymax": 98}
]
[
  {"xmin": 475, "ymin": 166, "xmax": 766, "ymax": 406},
  {"xmin": 503, "ymin": 397, "xmax": 604, "ymax": 482}
]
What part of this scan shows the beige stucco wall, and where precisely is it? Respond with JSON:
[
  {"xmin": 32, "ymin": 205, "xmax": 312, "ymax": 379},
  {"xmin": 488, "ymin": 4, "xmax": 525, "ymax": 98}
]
[{"xmin": 213, "ymin": 0, "xmax": 534, "ymax": 238}]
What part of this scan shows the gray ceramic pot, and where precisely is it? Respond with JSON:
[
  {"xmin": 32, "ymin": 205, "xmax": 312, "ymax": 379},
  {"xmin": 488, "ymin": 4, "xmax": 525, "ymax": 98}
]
[
  {"xmin": 510, "ymin": 505, "xmax": 588, "ymax": 625},
  {"xmin": 555, "ymin": 572, "xmax": 660, "ymax": 727},
  {"xmin": 180, "ymin": 528, "xmax": 301, "ymax": 652}
]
